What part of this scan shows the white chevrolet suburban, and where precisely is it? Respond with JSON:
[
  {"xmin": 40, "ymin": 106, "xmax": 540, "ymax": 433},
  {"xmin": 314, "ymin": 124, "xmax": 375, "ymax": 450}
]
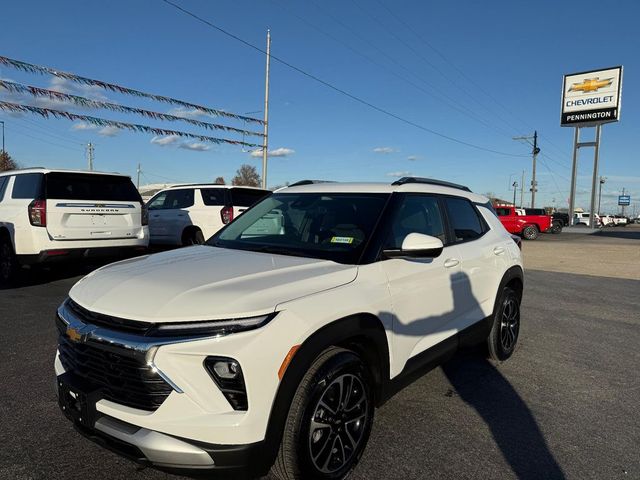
[
  {"xmin": 54, "ymin": 177, "xmax": 523, "ymax": 479},
  {"xmin": 146, "ymin": 184, "xmax": 270, "ymax": 246},
  {"xmin": 0, "ymin": 168, "xmax": 148, "ymax": 284}
]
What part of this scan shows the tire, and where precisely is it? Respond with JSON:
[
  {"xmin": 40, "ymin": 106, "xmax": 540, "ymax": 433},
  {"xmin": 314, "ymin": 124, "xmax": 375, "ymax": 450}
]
[
  {"xmin": 0, "ymin": 237, "xmax": 18, "ymax": 287},
  {"xmin": 522, "ymin": 225, "xmax": 539, "ymax": 240},
  {"xmin": 551, "ymin": 221, "xmax": 562, "ymax": 234},
  {"xmin": 487, "ymin": 287, "xmax": 521, "ymax": 361},
  {"xmin": 182, "ymin": 228, "xmax": 205, "ymax": 246},
  {"xmin": 272, "ymin": 347, "xmax": 374, "ymax": 480}
]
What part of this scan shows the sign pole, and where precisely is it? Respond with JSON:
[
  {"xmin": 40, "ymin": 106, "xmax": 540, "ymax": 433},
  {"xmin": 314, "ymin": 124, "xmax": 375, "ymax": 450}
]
[
  {"xmin": 588, "ymin": 125, "xmax": 602, "ymax": 229},
  {"xmin": 568, "ymin": 127, "xmax": 580, "ymax": 224},
  {"xmin": 261, "ymin": 29, "xmax": 271, "ymax": 190}
]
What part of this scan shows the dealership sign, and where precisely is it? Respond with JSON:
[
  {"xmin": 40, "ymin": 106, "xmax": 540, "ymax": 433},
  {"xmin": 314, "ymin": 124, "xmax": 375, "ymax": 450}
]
[
  {"xmin": 618, "ymin": 195, "xmax": 630, "ymax": 206},
  {"xmin": 561, "ymin": 66, "xmax": 623, "ymax": 126}
]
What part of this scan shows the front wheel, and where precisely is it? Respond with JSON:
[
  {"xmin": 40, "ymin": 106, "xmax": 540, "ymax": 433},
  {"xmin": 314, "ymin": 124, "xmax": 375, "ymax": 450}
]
[
  {"xmin": 522, "ymin": 225, "xmax": 539, "ymax": 240},
  {"xmin": 487, "ymin": 287, "xmax": 521, "ymax": 361},
  {"xmin": 272, "ymin": 347, "xmax": 374, "ymax": 480}
]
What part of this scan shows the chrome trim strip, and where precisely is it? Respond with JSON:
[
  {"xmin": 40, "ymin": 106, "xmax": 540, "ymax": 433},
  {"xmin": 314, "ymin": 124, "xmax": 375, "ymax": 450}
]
[{"xmin": 55, "ymin": 203, "xmax": 136, "ymax": 208}]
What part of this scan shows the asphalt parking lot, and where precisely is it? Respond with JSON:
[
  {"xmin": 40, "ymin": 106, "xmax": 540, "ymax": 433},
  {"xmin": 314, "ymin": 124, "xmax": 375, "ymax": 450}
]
[{"xmin": 1, "ymin": 232, "xmax": 639, "ymax": 480}]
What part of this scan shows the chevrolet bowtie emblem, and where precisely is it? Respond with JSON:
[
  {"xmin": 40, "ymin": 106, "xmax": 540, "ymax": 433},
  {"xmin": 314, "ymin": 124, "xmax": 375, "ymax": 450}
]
[
  {"xmin": 569, "ymin": 77, "xmax": 613, "ymax": 93},
  {"xmin": 66, "ymin": 326, "xmax": 83, "ymax": 342}
]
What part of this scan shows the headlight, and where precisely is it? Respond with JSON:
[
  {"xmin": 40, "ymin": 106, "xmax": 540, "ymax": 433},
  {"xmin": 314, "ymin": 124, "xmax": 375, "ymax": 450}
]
[{"xmin": 147, "ymin": 313, "xmax": 276, "ymax": 337}]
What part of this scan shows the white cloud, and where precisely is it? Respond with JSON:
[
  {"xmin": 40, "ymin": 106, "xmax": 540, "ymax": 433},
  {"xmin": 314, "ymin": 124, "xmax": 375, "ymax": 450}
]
[
  {"xmin": 373, "ymin": 147, "xmax": 397, "ymax": 154},
  {"xmin": 179, "ymin": 142, "xmax": 210, "ymax": 152},
  {"xmin": 386, "ymin": 171, "xmax": 412, "ymax": 178},
  {"xmin": 249, "ymin": 147, "xmax": 295, "ymax": 158},
  {"xmin": 71, "ymin": 122, "xmax": 97, "ymax": 131},
  {"xmin": 151, "ymin": 135, "xmax": 180, "ymax": 146},
  {"xmin": 167, "ymin": 106, "xmax": 209, "ymax": 119},
  {"xmin": 48, "ymin": 77, "xmax": 108, "ymax": 101},
  {"xmin": 407, "ymin": 155, "xmax": 421, "ymax": 161},
  {"xmin": 98, "ymin": 126, "xmax": 119, "ymax": 137}
]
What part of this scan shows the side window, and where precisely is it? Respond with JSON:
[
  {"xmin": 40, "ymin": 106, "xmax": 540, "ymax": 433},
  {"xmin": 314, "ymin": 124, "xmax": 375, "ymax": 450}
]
[
  {"xmin": 231, "ymin": 188, "xmax": 269, "ymax": 207},
  {"xmin": 0, "ymin": 177, "xmax": 8, "ymax": 202},
  {"xmin": 444, "ymin": 197, "xmax": 484, "ymax": 243},
  {"xmin": 11, "ymin": 173, "xmax": 44, "ymax": 199},
  {"xmin": 164, "ymin": 189, "xmax": 194, "ymax": 209},
  {"xmin": 385, "ymin": 195, "xmax": 445, "ymax": 249},
  {"xmin": 147, "ymin": 192, "xmax": 168, "ymax": 210},
  {"xmin": 201, "ymin": 188, "xmax": 227, "ymax": 206}
]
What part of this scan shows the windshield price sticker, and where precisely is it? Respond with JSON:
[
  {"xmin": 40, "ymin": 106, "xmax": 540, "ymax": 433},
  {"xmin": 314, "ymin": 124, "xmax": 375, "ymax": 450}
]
[{"xmin": 330, "ymin": 236, "xmax": 354, "ymax": 244}]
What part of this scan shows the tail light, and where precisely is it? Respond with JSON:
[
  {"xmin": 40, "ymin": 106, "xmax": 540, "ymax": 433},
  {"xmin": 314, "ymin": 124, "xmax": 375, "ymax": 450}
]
[
  {"xmin": 220, "ymin": 206, "xmax": 234, "ymax": 224},
  {"xmin": 141, "ymin": 204, "xmax": 149, "ymax": 226},
  {"xmin": 28, "ymin": 200, "xmax": 47, "ymax": 227}
]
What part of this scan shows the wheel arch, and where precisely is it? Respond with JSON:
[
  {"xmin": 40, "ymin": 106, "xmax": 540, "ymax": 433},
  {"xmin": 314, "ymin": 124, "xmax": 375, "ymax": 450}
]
[
  {"xmin": 258, "ymin": 313, "xmax": 389, "ymax": 475},
  {"xmin": 181, "ymin": 225, "xmax": 202, "ymax": 244}
]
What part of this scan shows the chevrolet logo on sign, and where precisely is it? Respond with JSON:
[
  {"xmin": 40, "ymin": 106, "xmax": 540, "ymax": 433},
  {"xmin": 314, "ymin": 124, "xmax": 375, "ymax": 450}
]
[{"xmin": 569, "ymin": 77, "xmax": 614, "ymax": 93}]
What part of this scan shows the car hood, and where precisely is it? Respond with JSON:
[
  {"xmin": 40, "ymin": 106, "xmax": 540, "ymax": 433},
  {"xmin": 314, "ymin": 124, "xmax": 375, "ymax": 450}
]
[{"xmin": 69, "ymin": 246, "xmax": 358, "ymax": 322}]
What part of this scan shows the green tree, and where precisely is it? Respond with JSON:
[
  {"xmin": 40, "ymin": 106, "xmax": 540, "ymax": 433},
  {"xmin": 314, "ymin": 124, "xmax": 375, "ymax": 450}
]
[
  {"xmin": 231, "ymin": 164, "xmax": 261, "ymax": 187},
  {"xmin": 0, "ymin": 151, "xmax": 18, "ymax": 172}
]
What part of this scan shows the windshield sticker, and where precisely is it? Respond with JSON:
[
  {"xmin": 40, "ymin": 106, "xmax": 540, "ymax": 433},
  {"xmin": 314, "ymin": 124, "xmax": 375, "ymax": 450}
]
[{"xmin": 330, "ymin": 236, "xmax": 354, "ymax": 244}]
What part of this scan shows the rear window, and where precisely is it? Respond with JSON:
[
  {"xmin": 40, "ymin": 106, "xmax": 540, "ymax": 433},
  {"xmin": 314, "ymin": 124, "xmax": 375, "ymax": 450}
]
[
  {"xmin": 201, "ymin": 188, "xmax": 227, "ymax": 206},
  {"xmin": 12, "ymin": 173, "xmax": 45, "ymax": 199},
  {"xmin": 230, "ymin": 188, "xmax": 269, "ymax": 207},
  {"xmin": 45, "ymin": 173, "xmax": 141, "ymax": 202}
]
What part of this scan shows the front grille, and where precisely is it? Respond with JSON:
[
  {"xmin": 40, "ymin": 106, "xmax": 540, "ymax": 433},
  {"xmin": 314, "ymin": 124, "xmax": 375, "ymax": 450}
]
[{"xmin": 57, "ymin": 335, "xmax": 173, "ymax": 411}]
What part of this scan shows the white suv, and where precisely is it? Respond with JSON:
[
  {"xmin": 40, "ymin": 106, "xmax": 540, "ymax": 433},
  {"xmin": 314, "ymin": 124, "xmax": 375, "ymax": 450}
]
[
  {"xmin": 0, "ymin": 168, "xmax": 148, "ymax": 284},
  {"xmin": 146, "ymin": 184, "xmax": 270, "ymax": 245},
  {"xmin": 54, "ymin": 178, "xmax": 523, "ymax": 479}
]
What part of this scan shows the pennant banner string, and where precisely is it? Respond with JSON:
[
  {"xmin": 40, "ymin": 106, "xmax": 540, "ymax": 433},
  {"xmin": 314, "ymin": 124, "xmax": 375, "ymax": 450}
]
[
  {"xmin": 0, "ymin": 55, "xmax": 264, "ymax": 125},
  {"xmin": 0, "ymin": 80, "xmax": 264, "ymax": 138},
  {"xmin": 0, "ymin": 100, "xmax": 261, "ymax": 148}
]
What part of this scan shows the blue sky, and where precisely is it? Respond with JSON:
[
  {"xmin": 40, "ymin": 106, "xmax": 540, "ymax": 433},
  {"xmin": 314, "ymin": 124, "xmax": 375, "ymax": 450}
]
[{"xmin": 1, "ymin": 0, "xmax": 639, "ymax": 213}]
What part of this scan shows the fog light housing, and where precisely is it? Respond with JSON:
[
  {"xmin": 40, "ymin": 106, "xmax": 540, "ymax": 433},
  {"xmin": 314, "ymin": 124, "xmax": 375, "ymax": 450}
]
[{"xmin": 204, "ymin": 357, "xmax": 247, "ymax": 411}]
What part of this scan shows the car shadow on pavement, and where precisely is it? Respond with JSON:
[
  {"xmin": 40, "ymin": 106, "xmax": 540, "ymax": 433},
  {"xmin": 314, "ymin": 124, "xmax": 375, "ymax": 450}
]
[
  {"xmin": 442, "ymin": 351, "xmax": 565, "ymax": 479},
  {"xmin": 387, "ymin": 269, "xmax": 565, "ymax": 479}
]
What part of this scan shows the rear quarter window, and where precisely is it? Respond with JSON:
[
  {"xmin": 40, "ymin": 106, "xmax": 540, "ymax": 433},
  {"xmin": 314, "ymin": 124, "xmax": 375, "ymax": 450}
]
[
  {"xmin": 11, "ymin": 173, "xmax": 45, "ymax": 199},
  {"xmin": 230, "ymin": 188, "xmax": 270, "ymax": 207},
  {"xmin": 200, "ymin": 188, "xmax": 227, "ymax": 206},
  {"xmin": 444, "ymin": 197, "xmax": 485, "ymax": 243}
]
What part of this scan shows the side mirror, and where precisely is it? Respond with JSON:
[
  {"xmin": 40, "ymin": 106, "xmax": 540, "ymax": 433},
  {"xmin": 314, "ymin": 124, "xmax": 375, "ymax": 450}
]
[{"xmin": 383, "ymin": 233, "xmax": 444, "ymax": 258}]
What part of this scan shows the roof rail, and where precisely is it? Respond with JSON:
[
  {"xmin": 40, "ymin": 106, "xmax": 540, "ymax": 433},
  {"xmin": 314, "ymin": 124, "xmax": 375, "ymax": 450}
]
[
  {"xmin": 391, "ymin": 176, "xmax": 471, "ymax": 192},
  {"xmin": 288, "ymin": 179, "xmax": 336, "ymax": 187}
]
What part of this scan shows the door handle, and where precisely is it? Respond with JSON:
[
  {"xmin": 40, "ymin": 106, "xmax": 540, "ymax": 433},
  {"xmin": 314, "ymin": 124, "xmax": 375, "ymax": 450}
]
[
  {"xmin": 493, "ymin": 246, "xmax": 506, "ymax": 255},
  {"xmin": 444, "ymin": 258, "xmax": 460, "ymax": 268}
]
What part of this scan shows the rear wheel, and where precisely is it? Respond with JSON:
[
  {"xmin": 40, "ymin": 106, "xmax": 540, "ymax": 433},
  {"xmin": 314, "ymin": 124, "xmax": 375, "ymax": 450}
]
[
  {"xmin": 272, "ymin": 347, "xmax": 374, "ymax": 480},
  {"xmin": 522, "ymin": 225, "xmax": 539, "ymax": 240},
  {"xmin": 551, "ymin": 221, "xmax": 562, "ymax": 234},
  {"xmin": 182, "ymin": 228, "xmax": 205, "ymax": 246},
  {"xmin": 0, "ymin": 237, "xmax": 18, "ymax": 286},
  {"xmin": 487, "ymin": 287, "xmax": 521, "ymax": 361}
]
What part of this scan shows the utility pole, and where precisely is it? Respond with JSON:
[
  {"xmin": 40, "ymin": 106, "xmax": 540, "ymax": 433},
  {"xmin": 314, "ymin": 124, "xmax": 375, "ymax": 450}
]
[
  {"xmin": 621, "ymin": 187, "xmax": 626, "ymax": 216},
  {"xmin": 0, "ymin": 120, "xmax": 5, "ymax": 155},
  {"xmin": 261, "ymin": 29, "xmax": 271, "ymax": 190},
  {"xmin": 86, "ymin": 142, "xmax": 94, "ymax": 171},
  {"xmin": 512, "ymin": 181, "xmax": 518, "ymax": 206},
  {"xmin": 520, "ymin": 170, "xmax": 525, "ymax": 208},
  {"xmin": 513, "ymin": 131, "xmax": 540, "ymax": 208},
  {"xmin": 597, "ymin": 176, "xmax": 606, "ymax": 215},
  {"xmin": 137, "ymin": 163, "xmax": 142, "ymax": 189}
]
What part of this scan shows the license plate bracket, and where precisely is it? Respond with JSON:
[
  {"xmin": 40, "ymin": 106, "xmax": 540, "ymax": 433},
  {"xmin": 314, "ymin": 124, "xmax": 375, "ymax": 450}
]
[{"xmin": 57, "ymin": 372, "xmax": 101, "ymax": 428}]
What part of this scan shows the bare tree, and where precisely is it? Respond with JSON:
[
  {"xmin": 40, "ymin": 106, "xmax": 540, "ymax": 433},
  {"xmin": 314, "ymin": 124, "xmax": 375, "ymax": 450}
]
[
  {"xmin": 214, "ymin": 176, "xmax": 226, "ymax": 185},
  {"xmin": 232, "ymin": 164, "xmax": 261, "ymax": 187},
  {"xmin": 0, "ymin": 151, "xmax": 18, "ymax": 172}
]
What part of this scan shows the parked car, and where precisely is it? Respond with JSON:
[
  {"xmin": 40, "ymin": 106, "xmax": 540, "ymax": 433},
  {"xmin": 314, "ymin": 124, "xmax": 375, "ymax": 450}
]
[
  {"xmin": 610, "ymin": 215, "xmax": 629, "ymax": 227},
  {"xmin": 573, "ymin": 212, "xmax": 602, "ymax": 227},
  {"xmin": 0, "ymin": 168, "xmax": 148, "ymax": 285},
  {"xmin": 55, "ymin": 177, "xmax": 523, "ymax": 479},
  {"xmin": 495, "ymin": 205, "xmax": 553, "ymax": 240},
  {"xmin": 146, "ymin": 184, "xmax": 270, "ymax": 245},
  {"xmin": 524, "ymin": 208, "xmax": 564, "ymax": 234}
]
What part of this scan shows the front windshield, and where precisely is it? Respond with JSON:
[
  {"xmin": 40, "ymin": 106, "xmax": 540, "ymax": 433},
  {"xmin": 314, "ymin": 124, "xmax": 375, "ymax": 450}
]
[{"xmin": 209, "ymin": 192, "xmax": 390, "ymax": 264}]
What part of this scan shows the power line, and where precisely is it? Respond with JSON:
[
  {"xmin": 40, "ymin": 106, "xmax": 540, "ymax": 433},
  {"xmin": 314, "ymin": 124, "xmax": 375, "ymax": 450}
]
[
  {"xmin": 160, "ymin": 0, "xmax": 528, "ymax": 158},
  {"xmin": 5, "ymin": 124, "xmax": 83, "ymax": 152}
]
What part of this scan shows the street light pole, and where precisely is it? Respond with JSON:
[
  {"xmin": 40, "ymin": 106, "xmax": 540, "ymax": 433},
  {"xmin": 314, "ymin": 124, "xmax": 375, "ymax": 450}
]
[
  {"xmin": 512, "ymin": 181, "xmax": 518, "ymax": 206},
  {"xmin": 0, "ymin": 120, "xmax": 5, "ymax": 155},
  {"xmin": 597, "ymin": 176, "xmax": 606, "ymax": 215},
  {"xmin": 261, "ymin": 29, "xmax": 271, "ymax": 190}
]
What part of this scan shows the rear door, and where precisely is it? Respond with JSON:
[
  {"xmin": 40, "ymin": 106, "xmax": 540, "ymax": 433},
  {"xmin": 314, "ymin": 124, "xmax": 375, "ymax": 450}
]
[{"xmin": 44, "ymin": 172, "xmax": 143, "ymax": 241}]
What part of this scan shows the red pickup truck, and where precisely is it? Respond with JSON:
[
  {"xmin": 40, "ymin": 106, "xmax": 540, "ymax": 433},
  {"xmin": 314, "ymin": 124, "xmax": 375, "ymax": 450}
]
[{"xmin": 494, "ymin": 205, "xmax": 553, "ymax": 240}]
